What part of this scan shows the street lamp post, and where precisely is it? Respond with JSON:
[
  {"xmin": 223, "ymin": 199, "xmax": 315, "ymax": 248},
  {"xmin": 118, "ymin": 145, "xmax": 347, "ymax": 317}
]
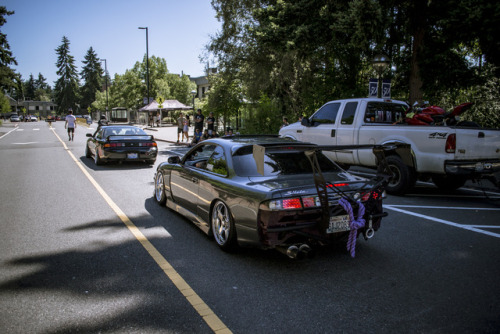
[
  {"xmin": 372, "ymin": 53, "xmax": 390, "ymax": 98},
  {"xmin": 100, "ymin": 58, "xmax": 109, "ymax": 118},
  {"xmin": 191, "ymin": 90, "xmax": 196, "ymax": 113},
  {"xmin": 138, "ymin": 27, "xmax": 150, "ymax": 106}
]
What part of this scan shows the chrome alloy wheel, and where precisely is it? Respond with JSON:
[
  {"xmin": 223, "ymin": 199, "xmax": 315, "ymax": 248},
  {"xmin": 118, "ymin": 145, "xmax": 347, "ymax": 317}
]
[
  {"xmin": 154, "ymin": 172, "xmax": 166, "ymax": 204},
  {"xmin": 211, "ymin": 201, "xmax": 237, "ymax": 250}
]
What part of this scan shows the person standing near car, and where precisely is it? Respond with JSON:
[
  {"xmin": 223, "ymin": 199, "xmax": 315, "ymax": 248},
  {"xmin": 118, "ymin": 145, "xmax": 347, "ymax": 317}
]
[
  {"xmin": 206, "ymin": 112, "xmax": 215, "ymax": 136},
  {"xmin": 65, "ymin": 108, "xmax": 77, "ymax": 141},
  {"xmin": 177, "ymin": 113, "xmax": 186, "ymax": 143},
  {"xmin": 194, "ymin": 109, "xmax": 204, "ymax": 133}
]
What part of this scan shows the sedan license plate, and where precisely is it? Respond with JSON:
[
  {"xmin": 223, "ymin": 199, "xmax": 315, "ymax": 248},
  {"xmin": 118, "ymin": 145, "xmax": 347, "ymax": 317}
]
[
  {"xmin": 127, "ymin": 153, "xmax": 138, "ymax": 159},
  {"xmin": 327, "ymin": 215, "xmax": 351, "ymax": 233}
]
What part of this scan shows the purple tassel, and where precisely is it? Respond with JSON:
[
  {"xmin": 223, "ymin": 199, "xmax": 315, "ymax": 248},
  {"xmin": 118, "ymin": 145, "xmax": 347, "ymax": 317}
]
[{"xmin": 338, "ymin": 198, "xmax": 365, "ymax": 257}]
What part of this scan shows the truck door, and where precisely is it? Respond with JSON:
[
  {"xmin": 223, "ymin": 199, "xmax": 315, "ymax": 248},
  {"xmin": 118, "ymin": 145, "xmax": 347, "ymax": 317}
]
[
  {"xmin": 335, "ymin": 101, "xmax": 359, "ymax": 164},
  {"xmin": 301, "ymin": 102, "xmax": 341, "ymax": 161}
]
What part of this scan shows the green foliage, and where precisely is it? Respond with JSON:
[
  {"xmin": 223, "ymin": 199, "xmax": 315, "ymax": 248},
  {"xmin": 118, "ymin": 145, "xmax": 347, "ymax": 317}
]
[
  {"xmin": 0, "ymin": 6, "xmax": 17, "ymax": 93},
  {"xmin": 0, "ymin": 90, "xmax": 11, "ymax": 113},
  {"xmin": 240, "ymin": 93, "xmax": 281, "ymax": 134},
  {"xmin": 207, "ymin": 0, "xmax": 500, "ymax": 129},
  {"xmin": 54, "ymin": 36, "xmax": 80, "ymax": 113},
  {"xmin": 80, "ymin": 47, "xmax": 103, "ymax": 111}
]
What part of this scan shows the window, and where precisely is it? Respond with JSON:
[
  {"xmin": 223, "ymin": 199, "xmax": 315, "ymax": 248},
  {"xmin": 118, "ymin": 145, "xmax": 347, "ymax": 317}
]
[
  {"xmin": 341, "ymin": 102, "xmax": 358, "ymax": 125},
  {"xmin": 311, "ymin": 103, "xmax": 340, "ymax": 124},
  {"xmin": 232, "ymin": 148, "xmax": 340, "ymax": 177},
  {"xmin": 206, "ymin": 146, "xmax": 228, "ymax": 176},
  {"xmin": 364, "ymin": 102, "xmax": 407, "ymax": 123},
  {"xmin": 184, "ymin": 144, "xmax": 217, "ymax": 168}
]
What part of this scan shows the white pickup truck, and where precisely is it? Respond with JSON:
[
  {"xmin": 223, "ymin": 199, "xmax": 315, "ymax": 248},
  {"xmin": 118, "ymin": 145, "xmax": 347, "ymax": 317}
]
[{"xmin": 279, "ymin": 97, "xmax": 500, "ymax": 194}]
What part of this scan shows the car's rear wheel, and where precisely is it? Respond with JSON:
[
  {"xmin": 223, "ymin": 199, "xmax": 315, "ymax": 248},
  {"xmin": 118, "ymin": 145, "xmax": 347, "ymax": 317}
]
[
  {"xmin": 211, "ymin": 201, "xmax": 238, "ymax": 251},
  {"xmin": 85, "ymin": 143, "xmax": 91, "ymax": 158},
  {"xmin": 94, "ymin": 148, "xmax": 103, "ymax": 165},
  {"xmin": 154, "ymin": 172, "xmax": 166, "ymax": 205},
  {"xmin": 146, "ymin": 159, "xmax": 156, "ymax": 165}
]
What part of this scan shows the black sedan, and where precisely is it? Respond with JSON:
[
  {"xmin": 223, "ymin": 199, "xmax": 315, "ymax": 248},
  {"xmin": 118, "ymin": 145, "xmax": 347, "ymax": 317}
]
[
  {"xmin": 86, "ymin": 125, "xmax": 157, "ymax": 165},
  {"xmin": 154, "ymin": 136, "xmax": 390, "ymax": 258}
]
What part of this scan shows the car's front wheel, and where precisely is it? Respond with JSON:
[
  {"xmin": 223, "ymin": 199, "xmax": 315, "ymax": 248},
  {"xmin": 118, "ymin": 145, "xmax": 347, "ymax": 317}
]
[
  {"xmin": 385, "ymin": 155, "xmax": 415, "ymax": 195},
  {"xmin": 211, "ymin": 201, "xmax": 238, "ymax": 251},
  {"xmin": 154, "ymin": 172, "xmax": 166, "ymax": 205}
]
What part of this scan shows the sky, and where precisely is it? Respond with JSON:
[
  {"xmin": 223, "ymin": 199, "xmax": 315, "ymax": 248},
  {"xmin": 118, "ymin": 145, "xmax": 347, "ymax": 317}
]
[{"xmin": 2, "ymin": 0, "xmax": 221, "ymax": 86}]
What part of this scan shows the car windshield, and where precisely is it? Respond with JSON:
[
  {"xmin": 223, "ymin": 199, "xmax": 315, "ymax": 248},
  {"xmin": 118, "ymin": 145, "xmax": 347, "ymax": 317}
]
[{"xmin": 232, "ymin": 147, "xmax": 341, "ymax": 176}]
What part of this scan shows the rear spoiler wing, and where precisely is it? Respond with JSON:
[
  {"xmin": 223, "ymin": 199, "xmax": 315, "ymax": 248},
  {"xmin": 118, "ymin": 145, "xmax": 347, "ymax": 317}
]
[
  {"xmin": 252, "ymin": 142, "xmax": 412, "ymax": 176},
  {"xmin": 106, "ymin": 134, "xmax": 154, "ymax": 141}
]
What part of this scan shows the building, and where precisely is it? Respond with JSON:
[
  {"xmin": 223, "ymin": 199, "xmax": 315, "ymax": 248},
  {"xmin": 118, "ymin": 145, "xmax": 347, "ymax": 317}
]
[
  {"xmin": 190, "ymin": 67, "xmax": 217, "ymax": 99},
  {"xmin": 6, "ymin": 95, "xmax": 57, "ymax": 118}
]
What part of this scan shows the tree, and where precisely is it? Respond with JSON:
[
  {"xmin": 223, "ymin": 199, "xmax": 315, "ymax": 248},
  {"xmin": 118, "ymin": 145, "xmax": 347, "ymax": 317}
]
[
  {"xmin": 80, "ymin": 47, "xmax": 103, "ymax": 111},
  {"xmin": 34, "ymin": 73, "xmax": 52, "ymax": 101},
  {"xmin": 54, "ymin": 36, "xmax": 79, "ymax": 113},
  {"xmin": 0, "ymin": 6, "xmax": 18, "ymax": 93},
  {"xmin": 24, "ymin": 74, "xmax": 36, "ymax": 100},
  {"xmin": 0, "ymin": 90, "xmax": 11, "ymax": 113}
]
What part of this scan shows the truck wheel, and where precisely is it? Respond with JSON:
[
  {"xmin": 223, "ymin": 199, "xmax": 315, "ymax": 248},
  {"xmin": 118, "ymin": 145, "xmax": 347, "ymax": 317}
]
[
  {"xmin": 431, "ymin": 175, "xmax": 466, "ymax": 191},
  {"xmin": 385, "ymin": 155, "xmax": 415, "ymax": 195}
]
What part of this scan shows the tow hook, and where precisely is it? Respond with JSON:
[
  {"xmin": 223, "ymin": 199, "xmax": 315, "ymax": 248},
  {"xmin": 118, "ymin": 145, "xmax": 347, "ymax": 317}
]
[{"xmin": 364, "ymin": 217, "xmax": 375, "ymax": 240}]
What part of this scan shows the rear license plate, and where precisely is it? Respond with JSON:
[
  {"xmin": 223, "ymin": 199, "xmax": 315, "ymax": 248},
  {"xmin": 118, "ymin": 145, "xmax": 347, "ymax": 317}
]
[
  {"xmin": 327, "ymin": 215, "xmax": 350, "ymax": 233},
  {"xmin": 127, "ymin": 153, "xmax": 138, "ymax": 159}
]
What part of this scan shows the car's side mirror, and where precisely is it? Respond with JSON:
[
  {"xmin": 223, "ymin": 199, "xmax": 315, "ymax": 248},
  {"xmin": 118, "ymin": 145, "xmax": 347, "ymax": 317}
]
[
  {"xmin": 301, "ymin": 117, "xmax": 311, "ymax": 126},
  {"xmin": 86, "ymin": 133, "xmax": 93, "ymax": 137},
  {"xmin": 168, "ymin": 156, "xmax": 181, "ymax": 164}
]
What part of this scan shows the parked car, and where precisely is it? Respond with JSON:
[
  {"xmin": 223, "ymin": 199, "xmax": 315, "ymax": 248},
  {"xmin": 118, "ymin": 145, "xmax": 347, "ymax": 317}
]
[
  {"xmin": 85, "ymin": 125, "xmax": 157, "ymax": 165},
  {"xmin": 10, "ymin": 115, "xmax": 20, "ymax": 122},
  {"xmin": 153, "ymin": 136, "xmax": 390, "ymax": 258},
  {"xmin": 29, "ymin": 115, "xmax": 38, "ymax": 122}
]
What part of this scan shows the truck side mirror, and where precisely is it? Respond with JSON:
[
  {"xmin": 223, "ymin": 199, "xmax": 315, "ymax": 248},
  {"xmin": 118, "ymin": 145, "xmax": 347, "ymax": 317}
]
[{"xmin": 301, "ymin": 117, "xmax": 311, "ymax": 126}]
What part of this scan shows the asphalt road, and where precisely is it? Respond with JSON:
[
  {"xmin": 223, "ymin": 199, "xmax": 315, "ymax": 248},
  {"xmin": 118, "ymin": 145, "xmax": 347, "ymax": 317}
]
[{"xmin": 1, "ymin": 121, "xmax": 499, "ymax": 334}]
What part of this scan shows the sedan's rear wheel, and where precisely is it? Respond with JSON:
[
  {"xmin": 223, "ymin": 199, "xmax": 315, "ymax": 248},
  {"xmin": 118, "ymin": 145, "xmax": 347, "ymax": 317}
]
[
  {"xmin": 85, "ymin": 144, "xmax": 91, "ymax": 158},
  {"xmin": 154, "ymin": 172, "xmax": 166, "ymax": 205},
  {"xmin": 211, "ymin": 201, "xmax": 238, "ymax": 251},
  {"xmin": 94, "ymin": 148, "xmax": 103, "ymax": 165}
]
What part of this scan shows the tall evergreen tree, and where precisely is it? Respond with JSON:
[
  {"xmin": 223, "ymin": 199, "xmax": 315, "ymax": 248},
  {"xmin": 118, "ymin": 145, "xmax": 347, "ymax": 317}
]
[
  {"xmin": 54, "ymin": 36, "xmax": 79, "ymax": 113},
  {"xmin": 80, "ymin": 47, "xmax": 103, "ymax": 111},
  {"xmin": 0, "ymin": 6, "xmax": 18, "ymax": 93},
  {"xmin": 24, "ymin": 74, "xmax": 36, "ymax": 100},
  {"xmin": 34, "ymin": 73, "xmax": 51, "ymax": 101}
]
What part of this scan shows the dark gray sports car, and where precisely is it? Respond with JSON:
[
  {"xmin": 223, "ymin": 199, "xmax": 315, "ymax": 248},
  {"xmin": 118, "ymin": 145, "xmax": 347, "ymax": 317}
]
[
  {"xmin": 154, "ymin": 136, "xmax": 391, "ymax": 258},
  {"xmin": 86, "ymin": 125, "xmax": 157, "ymax": 165}
]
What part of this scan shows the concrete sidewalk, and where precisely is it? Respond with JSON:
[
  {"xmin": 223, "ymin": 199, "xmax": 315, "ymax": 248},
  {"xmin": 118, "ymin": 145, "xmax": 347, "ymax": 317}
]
[{"xmin": 142, "ymin": 124, "xmax": 191, "ymax": 146}]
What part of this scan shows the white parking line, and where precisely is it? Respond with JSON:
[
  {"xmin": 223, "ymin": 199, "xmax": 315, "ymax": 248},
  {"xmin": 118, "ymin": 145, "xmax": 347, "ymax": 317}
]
[
  {"xmin": 387, "ymin": 205, "xmax": 500, "ymax": 211},
  {"xmin": 384, "ymin": 205, "xmax": 500, "ymax": 239}
]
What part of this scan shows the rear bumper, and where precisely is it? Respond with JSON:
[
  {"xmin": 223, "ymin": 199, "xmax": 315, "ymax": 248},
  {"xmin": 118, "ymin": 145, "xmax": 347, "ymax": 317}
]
[
  {"xmin": 444, "ymin": 160, "xmax": 500, "ymax": 175},
  {"xmin": 102, "ymin": 148, "xmax": 157, "ymax": 161}
]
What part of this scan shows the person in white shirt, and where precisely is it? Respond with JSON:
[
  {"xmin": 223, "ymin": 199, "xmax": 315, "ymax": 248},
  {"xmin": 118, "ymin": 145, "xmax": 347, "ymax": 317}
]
[{"xmin": 65, "ymin": 108, "xmax": 77, "ymax": 141}]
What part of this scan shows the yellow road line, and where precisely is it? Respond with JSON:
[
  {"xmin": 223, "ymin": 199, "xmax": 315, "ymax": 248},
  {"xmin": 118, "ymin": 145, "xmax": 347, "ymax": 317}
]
[{"xmin": 51, "ymin": 127, "xmax": 232, "ymax": 334}]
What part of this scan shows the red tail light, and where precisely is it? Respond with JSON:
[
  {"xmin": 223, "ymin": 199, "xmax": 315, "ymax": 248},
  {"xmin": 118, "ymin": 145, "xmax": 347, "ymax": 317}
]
[
  {"xmin": 282, "ymin": 198, "xmax": 302, "ymax": 209},
  {"xmin": 445, "ymin": 134, "xmax": 456, "ymax": 153}
]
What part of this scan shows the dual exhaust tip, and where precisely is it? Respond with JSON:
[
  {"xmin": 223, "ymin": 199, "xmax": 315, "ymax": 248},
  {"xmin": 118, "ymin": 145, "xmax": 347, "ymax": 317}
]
[{"xmin": 283, "ymin": 244, "xmax": 314, "ymax": 259}]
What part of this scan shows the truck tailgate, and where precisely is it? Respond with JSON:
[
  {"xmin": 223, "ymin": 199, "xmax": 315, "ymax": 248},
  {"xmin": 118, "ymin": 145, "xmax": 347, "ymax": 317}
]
[{"xmin": 455, "ymin": 129, "xmax": 500, "ymax": 160}]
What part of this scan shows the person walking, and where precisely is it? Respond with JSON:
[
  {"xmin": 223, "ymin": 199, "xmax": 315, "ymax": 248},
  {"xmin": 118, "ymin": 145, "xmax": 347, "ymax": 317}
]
[
  {"xmin": 177, "ymin": 113, "xmax": 186, "ymax": 143},
  {"xmin": 65, "ymin": 108, "xmax": 77, "ymax": 141}
]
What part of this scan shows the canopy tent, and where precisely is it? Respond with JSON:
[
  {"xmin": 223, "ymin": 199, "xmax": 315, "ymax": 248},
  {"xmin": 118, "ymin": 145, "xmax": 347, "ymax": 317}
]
[
  {"xmin": 139, "ymin": 100, "xmax": 192, "ymax": 112},
  {"xmin": 138, "ymin": 99, "xmax": 193, "ymax": 126}
]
